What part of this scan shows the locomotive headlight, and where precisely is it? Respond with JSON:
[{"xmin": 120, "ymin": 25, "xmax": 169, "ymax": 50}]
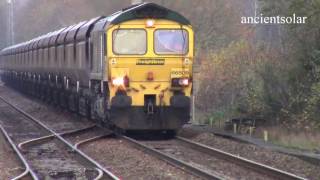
[
  {"xmin": 179, "ymin": 78, "xmax": 189, "ymax": 86},
  {"xmin": 146, "ymin": 19, "xmax": 155, "ymax": 28},
  {"xmin": 112, "ymin": 76, "xmax": 130, "ymax": 87},
  {"xmin": 172, "ymin": 78, "xmax": 190, "ymax": 87},
  {"xmin": 112, "ymin": 77, "xmax": 124, "ymax": 86}
]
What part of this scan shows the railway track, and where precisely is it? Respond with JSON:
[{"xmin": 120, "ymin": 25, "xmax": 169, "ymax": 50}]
[
  {"xmin": 175, "ymin": 136, "xmax": 306, "ymax": 180},
  {"xmin": 121, "ymin": 135, "xmax": 224, "ymax": 180},
  {"xmin": 0, "ymin": 91, "xmax": 309, "ymax": 179},
  {"xmin": 0, "ymin": 89, "xmax": 200, "ymax": 179},
  {"xmin": 120, "ymin": 135, "xmax": 306, "ymax": 180},
  {"xmin": 0, "ymin": 96, "xmax": 119, "ymax": 180}
]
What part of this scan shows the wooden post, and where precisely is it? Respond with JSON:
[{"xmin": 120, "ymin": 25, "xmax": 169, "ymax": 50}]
[
  {"xmin": 264, "ymin": 130, "xmax": 268, "ymax": 142},
  {"xmin": 249, "ymin": 127, "xmax": 254, "ymax": 136},
  {"xmin": 233, "ymin": 123, "xmax": 237, "ymax": 134},
  {"xmin": 209, "ymin": 118, "xmax": 213, "ymax": 128}
]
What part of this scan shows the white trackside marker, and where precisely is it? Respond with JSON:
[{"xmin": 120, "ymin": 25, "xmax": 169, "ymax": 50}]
[
  {"xmin": 66, "ymin": 79, "xmax": 69, "ymax": 90},
  {"xmin": 77, "ymin": 81, "xmax": 79, "ymax": 93}
]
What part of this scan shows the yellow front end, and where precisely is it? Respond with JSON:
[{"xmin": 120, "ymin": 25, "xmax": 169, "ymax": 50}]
[{"xmin": 106, "ymin": 19, "xmax": 194, "ymax": 131}]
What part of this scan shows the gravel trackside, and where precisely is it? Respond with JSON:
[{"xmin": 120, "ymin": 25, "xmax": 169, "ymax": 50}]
[
  {"xmin": 81, "ymin": 138, "xmax": 199, "ymax": 180},
  {"xmin": 179, "ymin": 126, "xmax": 320, "ymax": 180},
  {"xmin": 0, "ymin": 129, "xmax": 24, "ymax": 180}
]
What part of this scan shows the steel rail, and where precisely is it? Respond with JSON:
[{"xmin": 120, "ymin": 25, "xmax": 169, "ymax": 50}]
[
  {"xmin": 121, "ymin": 135, "xmax": 225, "ymax": 180},
  {"xmin": 94, "ymin": 168, "xmax": 104, "ymax": 180},
  {"xmin": 18, "ymin": 125, "xmax": 96, "ymax": 150},
  {"xmin": 0, "ymin": 124, "xmax": 39, "ymax": 180},
  {"xmin": 18, "ymin": 125, "xmax": 105, "ymax": 180},
  {"xmin": 0, "ymin": 96, "xmax": 120, "ymax": 180},
  {"xmin": 75, "ymin": 134, "xmax": 113, "ymax": 149},
  {"xmin": 176, "ymin": 136, "xmax": 306, "ymax": 180}
]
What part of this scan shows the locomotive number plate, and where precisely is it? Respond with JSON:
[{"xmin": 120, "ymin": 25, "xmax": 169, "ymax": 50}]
[
  {"xmin": 171, "ymin": 68, "xmax": 190, "ymax": 78},
  {"xmin": 136, "ymin": 59, "xmax": 165, "ymax": 65}
]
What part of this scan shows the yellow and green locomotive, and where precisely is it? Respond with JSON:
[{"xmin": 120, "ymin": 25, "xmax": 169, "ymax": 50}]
[{"xmin": 0, "ymin": 3, "xmax": 194, "ymax": 133}]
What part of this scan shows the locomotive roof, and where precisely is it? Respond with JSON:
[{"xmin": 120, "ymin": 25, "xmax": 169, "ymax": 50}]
[
  {"xmin": 0, "ymin": 3, "xmax": 190, "ymax": 55},
  {"xmin": 106, "ymin": 2, "xmax": 190, "ymax": 25}
]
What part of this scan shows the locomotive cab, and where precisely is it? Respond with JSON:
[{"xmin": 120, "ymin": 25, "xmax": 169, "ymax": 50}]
[{"xmin": 107, "ymin": 18, "xmax": 194, "ymax": 131}]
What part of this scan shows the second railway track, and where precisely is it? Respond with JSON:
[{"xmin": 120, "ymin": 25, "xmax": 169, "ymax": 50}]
[
  {"xmin": 0, "ymin": 96, "xmax": 119, "ymax": 180},
  {"xmin": 121, "ymin": 135, "xmax": 307, "ymax": 180}
]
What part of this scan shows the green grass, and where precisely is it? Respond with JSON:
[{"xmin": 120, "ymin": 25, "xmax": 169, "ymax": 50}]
[
  {"xmin": 194, "ymin": 109, "xmax": 320, "ymax": 152},
  {"xmin": 267, "ymin": 128, "xmax": 320, "ymax": 152}
]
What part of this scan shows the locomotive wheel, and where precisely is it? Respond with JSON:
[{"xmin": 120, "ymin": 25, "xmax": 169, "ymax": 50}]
[
  {"xmin": 164, "ymin": 130, "xmax": 177, "ymax": 138},
  {"xmin": 89, "ymin": 98, "xmax": 97, "ymax": 121},
  {"xmin": 78, "ymin": 96, "xmax": 91, "ymax": 119}
]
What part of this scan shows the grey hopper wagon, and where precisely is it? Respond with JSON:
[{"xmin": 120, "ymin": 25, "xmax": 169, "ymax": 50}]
[{"xmin": 0, "ymin": 2, "xmax": 190, "ymax": 88}]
